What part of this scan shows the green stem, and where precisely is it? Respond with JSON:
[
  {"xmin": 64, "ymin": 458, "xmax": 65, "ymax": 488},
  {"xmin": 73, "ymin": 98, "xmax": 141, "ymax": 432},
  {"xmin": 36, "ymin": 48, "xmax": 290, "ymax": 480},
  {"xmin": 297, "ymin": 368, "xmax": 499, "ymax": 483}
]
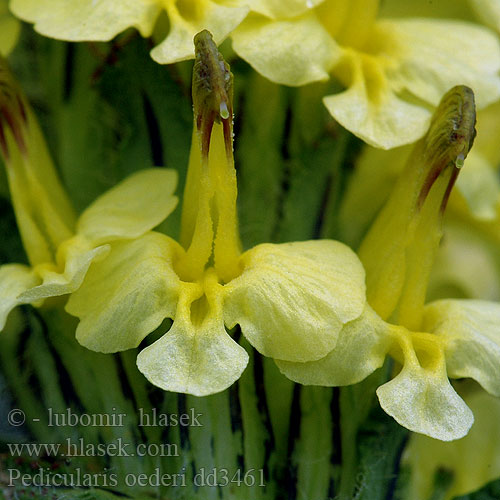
[
  {"xmin": 296, "ymin": 387, "xmax": 334, "ymax": 500},
  {"xmin": 319, "ymin": 128, "xmax": 351, "ymax": 240}
]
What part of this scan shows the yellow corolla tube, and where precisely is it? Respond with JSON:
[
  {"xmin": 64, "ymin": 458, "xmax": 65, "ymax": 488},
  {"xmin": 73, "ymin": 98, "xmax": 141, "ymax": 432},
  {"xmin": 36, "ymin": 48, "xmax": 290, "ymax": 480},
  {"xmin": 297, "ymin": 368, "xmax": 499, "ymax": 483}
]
[
  {"xmin": 0, "ymin": 57, "xmax": 179, "ymax": 330},
  {"xmin": 279, "ymin": 85, "xmax": 500, "ymax": 441},
  {"xmin": 0, "ymin": 60, "xmax": 77, "ymax": 266},
  {"xmin": 359, "ymin": 86, "xmax": 477, "ymax": 330},
  {"xmin": 67, "ymin": 30, "xmax": 369, "ymax": 397},
  {"xmin": 176, "ymin": 30, "xmax": 241, "ymax": 284}
]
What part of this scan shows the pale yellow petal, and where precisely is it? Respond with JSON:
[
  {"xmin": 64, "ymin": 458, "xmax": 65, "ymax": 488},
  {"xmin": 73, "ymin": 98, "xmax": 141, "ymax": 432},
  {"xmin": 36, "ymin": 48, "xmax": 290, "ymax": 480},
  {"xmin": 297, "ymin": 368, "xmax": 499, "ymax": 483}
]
[
  {"xmin": 0, "ymin": 1, "xmax": 20, "ymax": 55},
  {"xmin": 249, "ymin": 0, "xmax": 324, "ymax": 19},
  {"xmin": 9, "ymin": 0, "xmax": 161, "ymax": 40},
  {"xmin": 424, "ymin": 299, "xmax": 500, "ymax": 397},
  {"xmin": 0, "ymin": 264, "xmax": 39, "ymax": 330},
  {"xmin": 383, "ymin": 18, "xmax": 500, "ymax": 109},
  {"xmin": 326, "ymin": 18, "xmax": 500, "ymax": 148},
  {"xmin": 224, "ymin": 240, "xmax": 366, "ymax": 362},
  {"xmin": 276, "ymin": 305, "xmax": 391, "ymax": 386},
  {"xmin": 231, "ymin": 11, "xmax": 339, "ymax": 86},
  {"xmin": 324, "ymin": 50, "xmax": 431, "ymax": 149},
  {"xmin": 151, "ymin": 1, "xmax": 249, "ymax": 64},
  {"xmin": 137, "ymin": 321, "xmax": 248, "ymax": 396},
  {"xmin": 405, "ymin": 380, "xmax": 500, "ymax": 500},
  {"xmin": 66, "ymin": 232, "xmax": 180, "ymax": 353},
  {"xmin": 377, "ymin": 334, "xmax": 474, "ymax": 440},
  {"xmin": 19, "ymin": 236, "xmax": 109, "ymax": 302},
  {"xmin": 137, "ymin": 282, "xmax": 248, "ymax": 396},
  {"xmin": 77, "ymin": 168, "xmax": 178, "ymax": 245}
]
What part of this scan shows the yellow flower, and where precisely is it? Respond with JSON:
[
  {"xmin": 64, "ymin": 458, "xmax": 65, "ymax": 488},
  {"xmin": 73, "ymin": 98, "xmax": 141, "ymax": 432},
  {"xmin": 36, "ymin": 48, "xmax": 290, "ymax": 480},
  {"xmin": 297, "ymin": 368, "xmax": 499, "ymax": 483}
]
[
  {"xmin": 337, "ymin": 105, "xmax": 500, "ymax": 247},
  {"xmin": 412, "ymin": 98, "xmax": 500, "ymax": 304},
  {"xmin": 320, "ymin": 3, "xmax": 500, "ymax": 485},
  {"xmin": 0, "ymin": 58, "xmax": 178, "ymax": 329},
  {"xmin": 9, "ymin": 0, "xmax": 249, "ymax": 64},
  {"xmin": 231, "ymin": 0, "xmax": 500, "ymax": 148},
  {"xmin": 0, "ymin": 0, "xmax": 20, "ymax": 55},
  {"xmin": 337, "ymin": 99, "xmax": 500, "ymax": 299},
  {"xmin": 278, "ymin": 86, "xmax": 500, "ymax": 441},
  {"xmin": 66, "ymin": 31, "xmax": 367, "ymax": 397}
]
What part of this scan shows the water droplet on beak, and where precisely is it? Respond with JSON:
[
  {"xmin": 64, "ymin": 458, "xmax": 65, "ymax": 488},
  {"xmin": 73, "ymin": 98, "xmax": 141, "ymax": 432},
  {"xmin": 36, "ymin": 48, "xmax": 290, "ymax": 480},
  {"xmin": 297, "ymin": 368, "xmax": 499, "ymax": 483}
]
[
  {"xmin": 220, "ymin": 101, "xmax": 229, "ymax": 120},
  {"xmin": 455, "ymin": 153, "xmax": 465, "ymax": 169}
]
